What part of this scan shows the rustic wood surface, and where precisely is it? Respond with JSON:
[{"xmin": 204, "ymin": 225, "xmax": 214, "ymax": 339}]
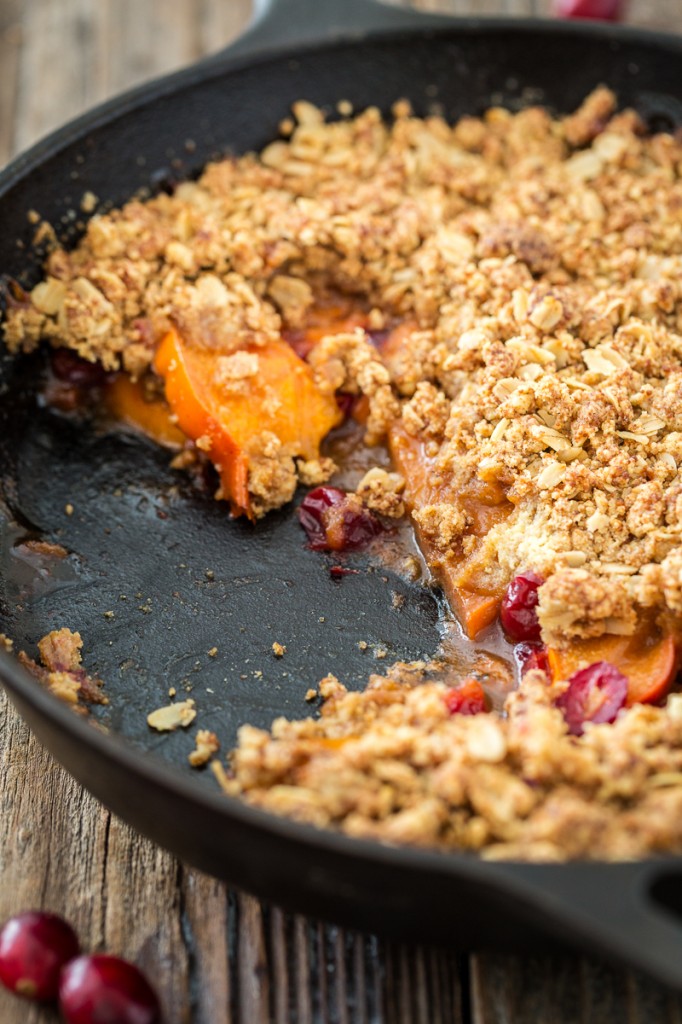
[{"xmin": 1, "ymin": 1, "xmax": 682, "ymax": 1021}]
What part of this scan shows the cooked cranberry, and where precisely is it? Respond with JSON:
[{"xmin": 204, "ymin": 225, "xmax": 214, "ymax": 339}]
[
  {"xmin": 555, "ymin": 661, "xmax": 628, "ymax": 736},
  {"xmin": 329, "ymin": 565, "xmax": 360, "ymax": 578},
  {"xmin": 366, "ymin": 328, "xmax": 390, "ymax": 348},
  {"xmin": 50, "ymin": 348, "xmax": 108, "ymax": 388},
  {"xmin": 444, "ymin": 678, "xmax": 487, "ymax": 715},
  {"xmin": 335, "ymin": 391, "xmax": 356, "ymax": 419},
  {"xmin": 500, "ymin": 572, "xmax": 544, "ymax": 642},
  {"xmin": 554, "ymin": 0, "xmax": 623, "ymax": 19},
  {"xmin": 299, "ymin": 486, "xmax": 382, "ymax": 552},
  {"xmin": 0, "ymin": 911, "xmax": 80, "ymax": 1000},
  {"xmin": 299, "ymin": 486, "xmax": 345, "ymax": 549},
  {"xmin": 282, "ymin": 328, "xmax": 311, "ymax": 360},
  {"xmin": 59, "ymin": 955, "xmax": 160, "ymax": 1024},
  {"xmin": 514, "ymin": 641, "xmax": 550, "ymax": 677}
]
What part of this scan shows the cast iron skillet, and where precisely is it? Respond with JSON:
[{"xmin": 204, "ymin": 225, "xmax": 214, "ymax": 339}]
[{"xmin": 3, "ymin": 0, "xmax": 682, "ymax": 989}]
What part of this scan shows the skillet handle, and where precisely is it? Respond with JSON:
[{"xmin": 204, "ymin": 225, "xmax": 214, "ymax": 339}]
[
  {"xmin": 491, "ymin": 860, "xmax": 682, "ymax": 989},
  {"xmin": 211, "ymin": 0, "xmax": 461, "ymax": 65}
]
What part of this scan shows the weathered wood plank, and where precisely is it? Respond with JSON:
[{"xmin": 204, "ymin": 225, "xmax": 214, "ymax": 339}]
[
  {"xmin": 0, "ymin": 0, "xmax": 22, "ymax": 165},
  {"xmin": 471, "ymin": 953, "xmax": 682, "ymax": 1024}
]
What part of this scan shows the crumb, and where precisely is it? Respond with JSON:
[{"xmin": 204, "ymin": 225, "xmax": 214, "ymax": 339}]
[
  {"xmin": 305, "ymin": 688, "xmax": 318, "ymax": 701},
  {"xmin": 358, "ymin": 640, "xmax": 368, "ymax": 651},
  {"xmin": 188, "ymin": 729, "xmax": 220, "ymax": 767},
  {"xmin": 80, "ymin": 191, "xmax": 98, "ymax": 214},
  {"xmin": 20, "ymin": 540, "xmax": 68, "ymax": 559},
  {"xmin": 17, "ymin": 628, "xmax": 107, "ymax": 706},
  {"xmin": 374, "ymin": 648, "xmax": 387, "ymax": 659},
  {"xmin": 168, "ymin": 687, "xmax": 177, "ymax": 697},
  {"xmin": 103, "ymin": 610, "xmax": 114, "ymax": 619},
  {"xmin": 64, "ymin": 504, "xmax": 74, "ymax": 516},
  {"xmin": 147, "ymin": 699, "xmax": 196, "ymax": 732},
  {"xmin": 272, "ymin": 642, "xmax": 286, "ymax": 657},
  {"xmin": 208, "ymin": 647, "xmax": 218, "ymax": 657}
]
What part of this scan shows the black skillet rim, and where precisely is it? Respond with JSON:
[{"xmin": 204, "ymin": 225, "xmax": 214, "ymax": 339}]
[{"xmin": 3, "ymin": 12, "xmax": 682, "ymax": 978}]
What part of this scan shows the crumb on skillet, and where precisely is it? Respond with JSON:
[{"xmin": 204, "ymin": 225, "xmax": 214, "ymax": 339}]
[
  {"xmin": 17, "ymin": 628, "xmax": 108, "ymax": 708},
  {"xmin": 188, "ymin": 729, "xmax": 220, "ymax": 768},
  {"xmin": 147, "ymin": 698, "xmax": 196, "ymax": 732}
]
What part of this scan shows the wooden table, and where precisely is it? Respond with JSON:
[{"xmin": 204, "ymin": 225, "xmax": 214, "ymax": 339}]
[{"xmin": 1, "ymin": 1, "xmax": 682, "ymax": 1020}]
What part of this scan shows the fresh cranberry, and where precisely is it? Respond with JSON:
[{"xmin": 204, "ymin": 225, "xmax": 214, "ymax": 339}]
[
  {"xmin": 299, "ymin": 486, "xmax": 382, "ymax": 552},
  {"xmin": 514, "ymin": 641, "xmax": 550, "ymax": 676},
  {"xmin": 59, "ymin": 955, "xmax": 160, "ymax": 1024},
  {"xmin": 444, "ymin": 678, "xmax": 487, "ymax": 715},
  {"xmin": 0, "ymin": 911, "xmax": 80, "ymax": 1000},
  {"xmin": 554, "ymin": 0, "xmax": 623, "ymax": 19},
  {"xmin": 555, "ymin": 661, "xmax": 628, "ymax": 736},
  {"xmin": 500, "ymin": 572, "xmax": 544, "ymax": 642},
  {"xmin": 50, "ymin": 348, "xmax": 108, "ymax": 388}
]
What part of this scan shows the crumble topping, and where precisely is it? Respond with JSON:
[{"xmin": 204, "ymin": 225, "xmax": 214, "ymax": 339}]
[{"xmin": 221, "ymin": 662, "xmax": 682, "ymax": 861}]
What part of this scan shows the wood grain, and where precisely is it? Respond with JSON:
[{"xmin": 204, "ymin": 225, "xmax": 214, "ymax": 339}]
[{"xmin": 1, "ymin": 1, "xmax": 682, "ymax": 1022}]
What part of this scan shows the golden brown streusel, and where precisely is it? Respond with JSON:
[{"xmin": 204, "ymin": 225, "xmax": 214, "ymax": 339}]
[{"xmin": 221, "ymin": 662, "xmax": 682, "ymax": 861}]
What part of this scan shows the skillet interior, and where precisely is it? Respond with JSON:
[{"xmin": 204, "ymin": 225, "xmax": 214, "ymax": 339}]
[{"xmin": 4, "ymin": 18, "xmax": 682, "ymax": 982}]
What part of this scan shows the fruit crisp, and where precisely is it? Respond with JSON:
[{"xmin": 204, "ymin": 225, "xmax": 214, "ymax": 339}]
[{"xmin": 5, "ymin": 87, "xmax": 682, "ymax": 859}]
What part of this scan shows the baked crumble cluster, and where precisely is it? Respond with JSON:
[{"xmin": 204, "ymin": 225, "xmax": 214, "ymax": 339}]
[
  {"xmin": 6, "ymin": 87, "xmax": 682, "ymax": 858},
  {"xmin": 219, "ymin": 664, "xmax": 682, "ymax": 861}
]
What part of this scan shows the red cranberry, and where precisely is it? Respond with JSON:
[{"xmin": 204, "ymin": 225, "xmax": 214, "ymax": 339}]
[
  {"xmin": 299, "ymin": 486, "xmax": 382, "ymax": 552},
  {"xmin": 554, "ymin": 0, "xmax": 623, "ymax": 19},
  {"xmin": 555, "ymin": 661, "xmax": 628, "ymax": 736},
  {"xmin": 0, "ymin": 911, "xmax": 80, "ymax": 1001},
  {"xmin": 444, "ymin": 678, "xmax": 487, "ymax": 715},
  {"xmin": 500, "ymin": 572, "xmax": 544, "ymax": 642},
  {"xmin": 366, "ymin": 328, "xmax": 390, "ymax": 348},
  {"xmin": 335, "ymin": 392, "xmax": 356, "ymax": 419},
  {"xmin": 50, "ymin": 348, "xmax": 109, "ymax": 388},
  {"xmin": 59, "ymin": 955, "xmax": 160, "ymax": 1024},
  {"xmin": 329, "ymin": 565, "xmax": 360, "ymax": 578},
  {"xmin": 282, "ymin": 328, "xmax": 312, "ymax": 360},
  {"xmin": 514, "ymin": 641, "xmax": 550, "ymax": 677}
]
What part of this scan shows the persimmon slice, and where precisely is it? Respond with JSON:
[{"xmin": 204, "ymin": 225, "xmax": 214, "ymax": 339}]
[
  {"xmin": 388, "ymin": 423, "xmax": 513, "ymax": 639},
  {"xmin": 105, "ymin": 376, "xmax": 186, "ymax": 448},
  {"xmin": 548, "ymin": 627, "xmax": 677, "ymax": 706},
  {"xmin": 154, "ymin": 327, "xmax": 341, "ymax": 518}
]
